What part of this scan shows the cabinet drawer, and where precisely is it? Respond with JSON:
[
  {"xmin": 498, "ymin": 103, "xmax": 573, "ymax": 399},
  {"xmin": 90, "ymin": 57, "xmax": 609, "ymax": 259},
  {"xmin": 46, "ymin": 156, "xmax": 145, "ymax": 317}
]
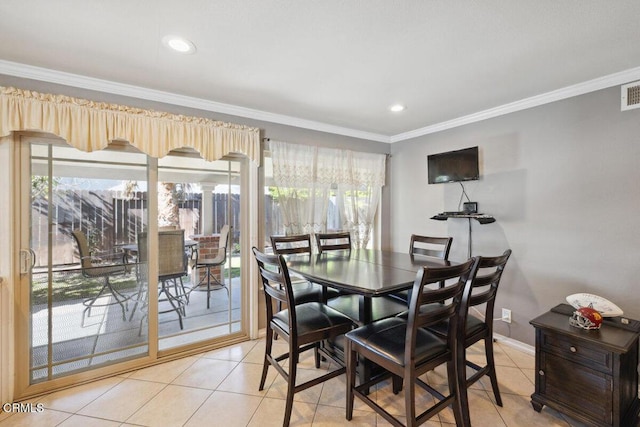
[
  {"xmin": 541, "ymin": 330, "xmax": 612, "ymax": 373},
  {"xmin": 540, "ymin": 351, "xmax": 613, "ymax": 424}
]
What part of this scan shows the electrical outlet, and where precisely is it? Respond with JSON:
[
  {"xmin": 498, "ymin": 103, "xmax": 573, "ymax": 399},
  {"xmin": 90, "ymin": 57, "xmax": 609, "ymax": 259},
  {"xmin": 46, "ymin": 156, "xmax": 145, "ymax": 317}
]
[{"xmin": 501, "ymin": 308, "xmax": 512, "ymax": 323}]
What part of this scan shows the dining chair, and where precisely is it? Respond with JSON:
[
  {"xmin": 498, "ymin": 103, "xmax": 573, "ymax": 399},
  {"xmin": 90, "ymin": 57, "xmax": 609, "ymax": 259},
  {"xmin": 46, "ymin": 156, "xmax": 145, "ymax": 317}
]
[
  {"xmin": 314, "ymin": 231, "xmax": 352, "ymax": 253},
  {"xmin": 135, "ymin": 230, "xmax": 189, "ymax": 330},
  {"xmin": 271, "ymin": 234, "xmax": 339, "ymax": 304},
  {"xmin": 193, "ymin": 224, "xmax": 230, "ymax": 309},
  {"xmin": 391, "ymin": 234, "xmax": 454, "ymax": 305},
  {"xmin": 271, "ymin": 234, "xmax": 343, "ymax": 303},
  {"xmin": 71, "ymin": 229, "xmax": 130, "ymax": 324},
  {"xmin": 345, "ymin": 257, "xmax": 480, "ymax": 427},
  {"xmin": 427, "ymin": 249, "xmax": 512, "ymax": 407},
  {"xmin": 252, "ymin": 247, "xmax": 354, "ymax": 427},
  {"xmin": 410, "ymin": 234, "xmax": 453, "ymax": 259},
  {"xmin": 319, "ymin": 230, "xmax": 407, "ymax": 326}
]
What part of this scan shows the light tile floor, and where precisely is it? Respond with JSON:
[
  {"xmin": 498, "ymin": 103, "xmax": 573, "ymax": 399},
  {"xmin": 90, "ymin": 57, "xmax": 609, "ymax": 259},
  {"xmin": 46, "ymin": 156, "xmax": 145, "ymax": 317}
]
[{"xmin": 1, "ymin": 339, "xmax": 597, "ymax": 426}]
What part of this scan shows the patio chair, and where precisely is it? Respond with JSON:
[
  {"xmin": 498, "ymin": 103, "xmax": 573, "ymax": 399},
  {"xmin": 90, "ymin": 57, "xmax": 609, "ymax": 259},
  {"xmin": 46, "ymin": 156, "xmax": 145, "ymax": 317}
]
[
  {"xmin": 193, "ymin": 224, "xmax": 230, "ymax": 309},
  {"xmin": 71, "ymin": 229, "xmax": 130, "ymax": 324},
  {"xmin": 135, "ymin": 230, "xmax": 189, "ymax": 330}
]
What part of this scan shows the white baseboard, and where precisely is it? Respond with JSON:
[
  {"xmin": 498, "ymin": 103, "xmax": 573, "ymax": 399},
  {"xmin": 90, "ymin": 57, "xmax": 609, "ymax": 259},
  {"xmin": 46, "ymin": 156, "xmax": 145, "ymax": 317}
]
[{"xmin": 494, "ymin": 333, "xmax": 535, "ymax": 356}]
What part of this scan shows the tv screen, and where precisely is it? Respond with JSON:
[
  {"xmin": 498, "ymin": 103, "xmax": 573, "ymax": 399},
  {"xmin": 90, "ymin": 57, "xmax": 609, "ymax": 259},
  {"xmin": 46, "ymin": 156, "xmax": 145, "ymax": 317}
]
[{"xmin": 428, "ymin": 146, "xmax": 479, "ymax": 184}]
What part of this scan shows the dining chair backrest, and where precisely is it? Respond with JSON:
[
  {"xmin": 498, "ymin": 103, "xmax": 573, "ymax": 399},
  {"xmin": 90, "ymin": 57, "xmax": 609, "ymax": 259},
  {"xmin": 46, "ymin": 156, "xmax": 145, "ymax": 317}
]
[
  {"xmin": 72, "ymin": 229, "xmax": 127, "ymax": 278},
  {"xmin": 270, "ymin": 234, "xmax": 313, "ymax": 255},
  {"xmin": 315, "ymin": 231, "xmax": 352, "ymax": 254},
  {"xmin": 71, "ymin": 229, "xmax": 94, "ymax": 272},
  {"xmin": 468, "ymin": 249, "xmax": 512, "ymax": 319},
  {"xmin": 409, "ymin": 234, "xmax": 453, "ymax": 259},
  {"xmin": 252, "ymin": 247, "xmax": 296, "ymax": 324},
  {"xmin": 216, "ymin": 224, "xmax": 231, "ymax": 261},
  {"xmin": 138, "ymin": 230, "xmax": 187, "ymax": 280},
  {"xmin": 405, "ymin": 257, "xmax": 480, "ymax": 357}
]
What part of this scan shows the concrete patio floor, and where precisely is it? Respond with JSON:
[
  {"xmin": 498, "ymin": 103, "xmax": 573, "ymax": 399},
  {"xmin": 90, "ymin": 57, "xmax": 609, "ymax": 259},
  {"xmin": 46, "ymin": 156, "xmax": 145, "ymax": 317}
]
[{"xmin": 30, "ymin": 275, "xmax": 242, "ymax": 382}]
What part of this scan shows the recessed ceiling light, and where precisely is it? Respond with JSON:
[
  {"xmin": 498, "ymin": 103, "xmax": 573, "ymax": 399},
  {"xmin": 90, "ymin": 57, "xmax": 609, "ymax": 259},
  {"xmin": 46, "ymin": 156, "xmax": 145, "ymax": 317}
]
[
  {"xmin": 389, "ymin": 104, "xmax": 406, "ymax": 112},
  {"xmin": 162, "ymin": 35, "xmax": 196, "ymax": 54}
]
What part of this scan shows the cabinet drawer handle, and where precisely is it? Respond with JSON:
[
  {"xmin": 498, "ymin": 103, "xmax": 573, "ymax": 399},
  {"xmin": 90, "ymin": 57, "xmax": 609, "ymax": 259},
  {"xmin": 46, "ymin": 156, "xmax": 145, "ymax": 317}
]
[
  {"xmin": 570, "ymin": 346, "xmax": 577, "ymax": 353},
  {"xmin": 539, "ymin": 370, "xmax": 544, "ymax": 376}
]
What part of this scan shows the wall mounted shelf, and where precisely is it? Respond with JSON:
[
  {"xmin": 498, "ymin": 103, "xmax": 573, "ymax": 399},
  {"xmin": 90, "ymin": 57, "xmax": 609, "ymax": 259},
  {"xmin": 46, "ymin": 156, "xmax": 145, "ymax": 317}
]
[{"xmin": 430, "ymin": 213, "xmax": 496, "ymax": 257}]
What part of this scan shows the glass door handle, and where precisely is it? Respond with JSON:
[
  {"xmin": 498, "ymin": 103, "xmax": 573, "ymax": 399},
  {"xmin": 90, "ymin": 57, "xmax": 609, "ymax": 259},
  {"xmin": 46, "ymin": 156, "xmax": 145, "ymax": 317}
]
[{"xmin": 19, "ymin": 249, "xmax": 35, "ymax": 274}]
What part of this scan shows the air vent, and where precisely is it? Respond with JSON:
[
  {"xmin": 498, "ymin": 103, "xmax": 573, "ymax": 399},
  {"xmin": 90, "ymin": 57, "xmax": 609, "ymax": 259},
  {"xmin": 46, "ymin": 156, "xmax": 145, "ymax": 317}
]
[{"xmin": 621, "ymin": 81, "xmax": 640, "ymax": 111}]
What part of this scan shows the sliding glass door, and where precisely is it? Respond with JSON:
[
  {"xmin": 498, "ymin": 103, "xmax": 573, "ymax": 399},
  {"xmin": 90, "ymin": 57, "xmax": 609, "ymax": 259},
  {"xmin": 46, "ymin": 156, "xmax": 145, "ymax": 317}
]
[
  {"xmin": 22, "ymin": 139, "xmax": 150, "ymax": 384},
  {"xmin": 16, "ymin": 137, "xmax": 249, "ymax": 395},
  {"xmin": 156, "ymin": 154, "xmax": 243, "ymax": 350}
]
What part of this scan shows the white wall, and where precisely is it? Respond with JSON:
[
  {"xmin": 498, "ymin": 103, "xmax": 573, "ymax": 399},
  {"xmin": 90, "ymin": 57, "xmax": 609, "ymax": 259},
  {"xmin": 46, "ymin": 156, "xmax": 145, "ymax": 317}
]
[{"xmin": 390, "ymin": 86, "xmax": 640, "ymax": 345}]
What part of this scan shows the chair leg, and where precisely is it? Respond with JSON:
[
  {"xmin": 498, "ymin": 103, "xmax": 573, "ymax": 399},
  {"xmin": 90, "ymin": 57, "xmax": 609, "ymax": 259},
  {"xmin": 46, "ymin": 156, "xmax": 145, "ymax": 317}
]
[
  {"xmin": 259, "ymin": 327, "xmax": 273, "ymax": 391},
  {"xmin": 452, "ymin": 352, "xmax": 471, "ymax": 427},
  {"xmin": 314, "ymin": 343, "xmax": 320, "ymax": 369},
  {"xmin": 82, "ymin": 276, "xmax": 128, "ymax": 326},
  {"xmin": 404, "ymin": 374, "xmax": 416, "ymax": 427},
  {"xmin": 345, "ymin": 339, "xmax": 357, "ymax": 421},
  {"xmin": 392, "ymin": 374, "xmax": 403, "ymax": 394},
  {"xmin": 283, "ymin": 342, "xmax": 298, "ymax": 427},
  {"xmin": 161, "ymin": 281, "xmax": 184, "ymax": 330},
  {"xmin": 104, "ymin": 276, "xmax": 129, "ymax": 321},
  {"xmin": 485, "ymin": 336, "xmax": 502, "ymax": 406},
  {"xmin": 206, "ymin": 266, "xmax": 212, "ymax": 309}
]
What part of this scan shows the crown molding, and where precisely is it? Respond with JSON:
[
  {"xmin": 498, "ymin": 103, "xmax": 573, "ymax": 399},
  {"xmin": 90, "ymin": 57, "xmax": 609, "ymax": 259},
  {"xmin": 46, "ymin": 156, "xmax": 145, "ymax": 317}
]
[
  {"xmin": 2, "ymin": 59, "xmax": 639, "ymax": 145},
  {"xmin": 391, "ymin": 66, "xmax": 640, "ymax": 143},
  {"xmin": 0, "ymin": 60, "xmax": 391, "ymax": 143}
]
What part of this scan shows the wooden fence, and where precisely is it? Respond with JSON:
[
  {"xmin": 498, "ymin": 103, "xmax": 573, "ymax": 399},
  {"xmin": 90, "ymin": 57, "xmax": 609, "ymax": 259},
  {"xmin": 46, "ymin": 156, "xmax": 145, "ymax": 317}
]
[{"xmin": 31, "ymin": 190, "xmax": 240, "ymax": 268}]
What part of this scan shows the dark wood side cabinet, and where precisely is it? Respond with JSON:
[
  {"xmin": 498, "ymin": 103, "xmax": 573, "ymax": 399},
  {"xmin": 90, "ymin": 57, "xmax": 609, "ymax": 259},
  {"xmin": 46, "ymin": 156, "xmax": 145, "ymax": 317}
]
[{"xmin": 530, "ymin": 310, "xmax": 640, "ymax": 427}]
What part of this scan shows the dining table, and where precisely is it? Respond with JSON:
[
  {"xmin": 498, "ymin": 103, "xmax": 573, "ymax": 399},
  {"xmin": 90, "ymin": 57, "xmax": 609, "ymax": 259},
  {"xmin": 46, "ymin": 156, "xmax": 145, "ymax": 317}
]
[
  {"xmin": 285, "ymin": 248, "xmax": 454, "ymax": 386},
  {"xmin": 285, "ymin": 248, "xmax": 453, "ymax": 323}
]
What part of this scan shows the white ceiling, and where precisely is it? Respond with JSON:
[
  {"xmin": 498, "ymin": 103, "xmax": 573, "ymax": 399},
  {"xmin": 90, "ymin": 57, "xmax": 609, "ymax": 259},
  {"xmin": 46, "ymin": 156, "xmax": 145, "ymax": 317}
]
[{"xmin": 2, "ymin": 0, "xmax": 640, "ymax": 143}]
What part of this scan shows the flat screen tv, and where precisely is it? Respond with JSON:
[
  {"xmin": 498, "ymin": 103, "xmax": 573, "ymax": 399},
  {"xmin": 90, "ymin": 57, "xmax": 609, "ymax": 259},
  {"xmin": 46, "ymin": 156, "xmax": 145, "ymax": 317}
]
[{"xmin": 428, "ymin": 146, "xmax": 479, "ymax": 184}]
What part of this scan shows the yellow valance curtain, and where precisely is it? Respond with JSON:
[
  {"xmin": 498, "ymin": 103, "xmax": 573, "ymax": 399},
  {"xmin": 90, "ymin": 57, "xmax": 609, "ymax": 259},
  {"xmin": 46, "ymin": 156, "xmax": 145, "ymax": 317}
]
[{"xmin": 0, "ymin": 86, "xmax": 261, "ymax": 164}]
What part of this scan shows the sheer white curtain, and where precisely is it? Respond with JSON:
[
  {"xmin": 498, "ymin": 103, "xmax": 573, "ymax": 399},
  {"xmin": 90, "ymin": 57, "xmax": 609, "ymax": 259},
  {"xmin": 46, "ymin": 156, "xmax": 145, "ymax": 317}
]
[
  {"xmin": 270, "ymin": 141, "xmax": 331, "ymax": 235},
  {"xmin": 270, "ymin": 141, "xmax": 385, "ymax": 248},
  {"xmin": 337, "ymin": 151, "xmax": 386, "ymax": 248}
]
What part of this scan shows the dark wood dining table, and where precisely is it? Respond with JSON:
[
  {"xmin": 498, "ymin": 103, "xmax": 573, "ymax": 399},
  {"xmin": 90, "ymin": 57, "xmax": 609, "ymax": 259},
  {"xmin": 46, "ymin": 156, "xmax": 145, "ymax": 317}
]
[
  {"xmin": 286, "ymin": 248, "xmax": 454, "ymax": 386},
  {"xmin": 285, "ymin": 248, "xmax": 452, "ymax": 323}
]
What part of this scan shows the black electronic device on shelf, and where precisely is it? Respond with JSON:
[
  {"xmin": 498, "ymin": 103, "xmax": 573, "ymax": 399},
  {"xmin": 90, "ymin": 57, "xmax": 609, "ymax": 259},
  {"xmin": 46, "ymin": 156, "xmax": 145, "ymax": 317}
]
[{"xmin": 431, "ymin": 212, "xmax": 496, "ymax": 257}]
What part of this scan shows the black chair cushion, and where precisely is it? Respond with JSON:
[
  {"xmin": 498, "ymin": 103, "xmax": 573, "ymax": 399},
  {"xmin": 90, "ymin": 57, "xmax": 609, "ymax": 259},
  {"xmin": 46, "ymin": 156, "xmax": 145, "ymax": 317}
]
[
  {"xmin": 291, "ymin": 281, "xmax": 340, "ymax": 304},
  {"xmin": 427, "ymin": 314, "xmax": 487, "ymax": 338},
  {"xmin": 291, "ymin": 281, "xmax": 323, "ymax": 304},
  {"xmin": 272, "ymin": 302, "xmax": 354, "ymax": 338},
  {"xmin": 345, "ymin": 317, "xmax": 448, "ymax": 366},
  {"xmin": 395, "ymin": 303, "xmax": 446, "ymax": 320},
  {"xmin": 328, "ymin": 294, "xmax": 408, "ymax": 324}
]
